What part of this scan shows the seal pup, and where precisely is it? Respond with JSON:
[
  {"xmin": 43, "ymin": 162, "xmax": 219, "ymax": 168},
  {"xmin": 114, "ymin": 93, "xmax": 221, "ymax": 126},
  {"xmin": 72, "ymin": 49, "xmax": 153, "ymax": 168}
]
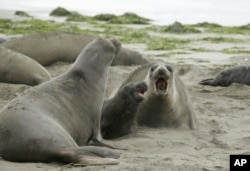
[
  {"xmin": 0, "ymin": 38, "xmax": 121, "ymax": 165},
  {"xmin": 199, "ymin": 65, "xmax": 250, "ymax": 87},
  {"xmin": 123, "ymin": 63, "xmax": 197, "ymax": 129},
  {"xmin": 0, "ymin": 47, "xmax": 51, "ymax": 85},
  {"xmin": 101, "ymin": 82, "xmax": 147, "ymax": 139},
  {"xmin": 0, "ymin": 31, "xmax": 149, "ymax": 66}
]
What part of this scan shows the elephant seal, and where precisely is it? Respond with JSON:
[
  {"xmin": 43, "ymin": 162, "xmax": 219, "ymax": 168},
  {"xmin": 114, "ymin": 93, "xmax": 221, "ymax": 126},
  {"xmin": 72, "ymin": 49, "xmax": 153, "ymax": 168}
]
[
  {"xmin": 101, "ymin": 82, "xmax": 147, "ymax": 139},
  {"xmin": 0, "ymin": 31, "xmax": 149, "ymax": 66},
  {"xmin": 0, "ymin": 38, "xmax": 6, "ymax": 44},
  {"xmin": 123, "ymin": 63, "xmax": 197, "ymax": 129},
  {"xmin": 0, "ymin": 47, "xmax": 51, "ymax": 86},
  {"xmin": 0, "ymin": 38, "xmax": 121, "ymax": 165},
  {"xmin": 0, "ymin": 32, "xmax": 94, "ymax": 66},
  {"xmin": 111, "ymin": 48, "xmax": 149, "ymax": 66},
  {"xmin": 199, "ymin": 65, "xmax": 250, "ymax": 87}
]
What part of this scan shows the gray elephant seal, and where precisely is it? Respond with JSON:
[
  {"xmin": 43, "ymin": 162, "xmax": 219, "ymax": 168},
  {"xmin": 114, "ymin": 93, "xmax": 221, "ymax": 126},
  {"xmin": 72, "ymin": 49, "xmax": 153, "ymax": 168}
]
[
  {"xmin": 199, "ymin": 65, "xmax": 250, "ymax": 87},
  {"xmin": 0, "ymin": 47, "xmax": 51, "ymax": 86},
  {"xmin": 0, "ymin": 31, "xmax": 149, "ymax": 66},
  {"xmin": 123, "ymin": 63, "xmax": 197, "ymax": 129},
  {"xmin": 0, "ymin": 38, "xmax": 121, "ymax": 165},
  {"xmin": 0, "ymin": 38, "xmax": 6, "ymax": 44},
  {"xmin": 112, "ymin": 48, "xmax": 149, "ymax": 66},
  {"xmin": 101, "ymin": 82, "xmax": 147, "ymax": 139}
]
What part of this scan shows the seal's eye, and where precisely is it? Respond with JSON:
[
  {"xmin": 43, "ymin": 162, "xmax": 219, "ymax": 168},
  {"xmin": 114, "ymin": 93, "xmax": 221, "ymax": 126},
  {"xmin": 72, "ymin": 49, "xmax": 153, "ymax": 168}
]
[
  {"xmin": 150, "ymin": 65, "xmax": 158, "ymax": 72},
  {"xmin": 166, "ymin": 65, "xmax": 173, "ymax": 73}
]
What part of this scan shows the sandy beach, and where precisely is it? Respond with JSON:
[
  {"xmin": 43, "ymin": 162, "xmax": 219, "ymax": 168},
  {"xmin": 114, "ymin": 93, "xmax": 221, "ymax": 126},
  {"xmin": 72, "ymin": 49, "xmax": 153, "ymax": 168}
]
[{"xmin": 0, "ymin": 8, "xmax": 250, "ymax": 171}]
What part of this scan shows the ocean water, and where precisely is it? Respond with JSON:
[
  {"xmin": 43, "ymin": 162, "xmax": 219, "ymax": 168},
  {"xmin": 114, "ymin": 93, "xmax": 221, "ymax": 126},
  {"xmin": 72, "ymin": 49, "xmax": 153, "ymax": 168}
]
[{"xmin": 0, "ymin": 0, "xmax": 250, "ymax": 26}]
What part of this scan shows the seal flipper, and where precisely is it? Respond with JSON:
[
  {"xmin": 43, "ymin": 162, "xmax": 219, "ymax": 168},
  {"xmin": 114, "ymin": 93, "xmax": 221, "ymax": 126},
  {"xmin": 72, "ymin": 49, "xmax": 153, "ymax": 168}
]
[
  {"xmin": 199, "ymin": 78, "xmax": 215, "ymax": 86},
  {"xmin": 57, "ymin": 146, "xmax": 119, "ymax": 166},
  {"xmin": 90, "ymin": 131, "xmax": 127, "ymax": 150}
]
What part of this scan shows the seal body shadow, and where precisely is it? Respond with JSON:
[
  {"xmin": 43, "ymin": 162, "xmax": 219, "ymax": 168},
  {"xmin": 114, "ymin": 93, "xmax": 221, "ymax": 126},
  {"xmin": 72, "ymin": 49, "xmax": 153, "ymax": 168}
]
[
  {"xmin": 0, "ymin": 38, "xmax": 121, "ymax": 165},
  {"xmin": 199, "ymin": 65, "xmax": 250, "ymax": 87}
]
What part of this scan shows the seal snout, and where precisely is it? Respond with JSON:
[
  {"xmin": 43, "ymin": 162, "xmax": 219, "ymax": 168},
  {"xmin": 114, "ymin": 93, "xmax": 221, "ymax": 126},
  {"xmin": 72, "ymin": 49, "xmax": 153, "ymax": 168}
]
[{"xmin": 108, "ymin": 38, "xmax": 121, "ymax": 55}]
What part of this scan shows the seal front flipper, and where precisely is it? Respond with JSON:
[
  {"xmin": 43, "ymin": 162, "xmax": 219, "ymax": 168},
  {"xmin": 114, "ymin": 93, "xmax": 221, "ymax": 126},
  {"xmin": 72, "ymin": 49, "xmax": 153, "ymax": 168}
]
[
  {"xmin": 90, "ymin": 132, "xmax": 127, "ymax": 150},
  {"xmin": 199, "ymin": 78, "xmax": 215, "ymax": 86},
  {"xmin": 58, "ymin": 146, "xmax": 119, "ymax": 166}
]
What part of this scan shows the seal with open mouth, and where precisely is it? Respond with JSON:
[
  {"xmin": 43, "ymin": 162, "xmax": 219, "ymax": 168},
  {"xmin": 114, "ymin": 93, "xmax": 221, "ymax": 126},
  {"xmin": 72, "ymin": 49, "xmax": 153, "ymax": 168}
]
[
  {"xmin": 122, "ymin": 63, "xmax": 197, "ymax": 129},
  {"xmin": 101, "ymin": 81, "xmax": 147, "ymax": 139}
]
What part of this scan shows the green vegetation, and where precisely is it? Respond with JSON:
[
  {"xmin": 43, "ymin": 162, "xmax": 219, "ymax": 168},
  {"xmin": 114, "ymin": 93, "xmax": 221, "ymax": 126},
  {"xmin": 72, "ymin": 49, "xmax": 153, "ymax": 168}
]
[
  {"xmin": 0, "ymin": 18, "xmax": 88, "ymax": 35},
  {"xmin": 49, "ymin": 7, "xmax": 72, "ymax": 16},
  {"xmin": 163, "ymin": 21, "xmax": 201, "ymax": 34},
  {"xmin": 93, "ymin": 13, "xmax": 117, "ymax": 21},
  {"xmin": 192, "ymin": 22, "xmax": 222, "ymax": 29},
  {"xmin": 192, "ymin": 22, "xmax": 250, "ymax": 34},
  {"xmin": 202, "ymin": 37, "xmax": 243, "ymax": 43},
  {"xmin": 156, "ymin": 51, "xmax": 190, "ymax": 58},
  {"xmin": 15, "ymin": 11, "xmax": 31, "ymax": 17},
  {"xmin": 222, "ymin": 48, "xmax": 250, "ymax": 54},
  {"xmin": 219, "ymin": 62, "xmax": 238, "ymax": 68},
  {"xmin": 66, "ymin": 12, "xmax": 97, "ymax": 24},
  {"xmin": 2, "ymin": 10, "xmax": 250, "ymax": 55},
  {"xmin": 190, "ymin": 48, "xmax": 211, "ymax": 52},
  {"xmin": 109, "ymin": 13, "xmax": 151, "ymax": 24},
  {"xmin": 146, "ymin": 37, "xmax": 190, "ymax": 50},
  {"xmin": 50, "ymin": 7, "xmax": 151, "ymax": 25}
]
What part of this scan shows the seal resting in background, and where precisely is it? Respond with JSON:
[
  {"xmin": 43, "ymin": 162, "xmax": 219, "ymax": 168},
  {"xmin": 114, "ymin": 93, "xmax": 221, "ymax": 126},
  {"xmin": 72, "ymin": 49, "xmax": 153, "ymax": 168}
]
[
  {"xmin": 101, "ymin": 82, "xmax": 147, "ymax": 139},
  {"xmin": 0, "ymin": 31, "xmax": 149, "ymax": 66},
  {"xmin": 122, "ymin": 63, "xmax": 197, "ymax": 129},
  {"xmin": 199, "ymin": 65, "xmax": 250, "ymax": 87},
  {"xmin": 0, "ymin": 38, "xmax": 6, "ymax": 44},
  {"xmin": 0, "ymin": 38, "xmax": 121, "ymax": 165},
  {"xmin": 0, "ymin": 47, "xmax": 51, "ymax": 86}
]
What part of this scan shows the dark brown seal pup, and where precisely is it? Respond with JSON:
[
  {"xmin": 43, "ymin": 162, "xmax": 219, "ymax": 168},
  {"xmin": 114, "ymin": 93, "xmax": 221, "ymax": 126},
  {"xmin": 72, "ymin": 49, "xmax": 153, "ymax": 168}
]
[
  {"xmin": 199, "ymin": 65, "xmax": 250, "ymax": 87},
  {"xmin": 101, "ymin": 82, "xmax": 147, "ymax": 139},
  {"xmin": 0, "ymin": 47, "xmax": 51, "ymax": 85},
  {"xmin": 0, "ymin": 38, "xmax": 121, "ymax": 165},
  {"xmin": 123, "ymin": 63, "xmax": 197, "ymax": 129},
  {"xmin": 0, "ymin": 31, "xmax": 149, "ymax": 66}
]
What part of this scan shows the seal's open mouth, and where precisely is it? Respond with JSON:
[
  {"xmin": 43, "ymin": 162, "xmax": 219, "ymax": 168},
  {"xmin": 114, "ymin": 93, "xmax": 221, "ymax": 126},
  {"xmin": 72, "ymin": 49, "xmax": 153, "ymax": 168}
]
[
  {"xmin": 155, "ymin": 77, "xmax": 168, "ymax": 94},
  {"xmin": 138, "ymin": 88, "xmax": 145, "ymax": 97},
  {"xmin": 135, "ymin": 83, "xmax": 147, "ymax": 103}
]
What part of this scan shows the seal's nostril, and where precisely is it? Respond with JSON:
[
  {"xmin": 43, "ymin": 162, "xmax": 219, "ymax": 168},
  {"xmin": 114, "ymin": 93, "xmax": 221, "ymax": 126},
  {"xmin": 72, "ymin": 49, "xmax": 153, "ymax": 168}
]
[{"xmin": 158, "ymin": 68, "xmax": 166, "ymax": 75}]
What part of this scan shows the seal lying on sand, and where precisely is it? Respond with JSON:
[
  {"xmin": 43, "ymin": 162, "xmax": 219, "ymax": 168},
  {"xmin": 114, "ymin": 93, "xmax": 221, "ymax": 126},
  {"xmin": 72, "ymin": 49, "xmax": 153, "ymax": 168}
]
[
  {"xmin": 0, "ymin": 47, "xmax": 51, "ymax": 85},
  {"xmin": 122, "ymin": 63, "xmax": 197, "ymax": 129},
  {"xmin": 0, "ymin": 31, "xmax": 149, "ymax": 66},
  {"xmin": 199, "ymin": 65, "xmax": 250, "ymax": 87},
  {"xmin": 0, "ymin": 38, "xmax": 121, "ymax": 165},
  {"xmin": 0, "ymin": 38, "xmax": 6, "ymax": 44},
  {"xmin": 101, "ymin": 82, "xmax": 147, "ymax": 139}
]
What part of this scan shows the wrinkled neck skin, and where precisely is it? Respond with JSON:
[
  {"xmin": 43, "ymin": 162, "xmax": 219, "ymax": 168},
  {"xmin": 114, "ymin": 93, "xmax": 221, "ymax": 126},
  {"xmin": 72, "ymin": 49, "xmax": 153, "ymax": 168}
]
[
  {"xmin": 72, "ymin": 47, "xmax": 113, "ymax": 81},
  {"xmin": 64, "ymin": 45, "xmax": 114, "ymax": 130},
  {"xmin": 72, "ymin": 45, "xmax": 114, "ymax": 90}
]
